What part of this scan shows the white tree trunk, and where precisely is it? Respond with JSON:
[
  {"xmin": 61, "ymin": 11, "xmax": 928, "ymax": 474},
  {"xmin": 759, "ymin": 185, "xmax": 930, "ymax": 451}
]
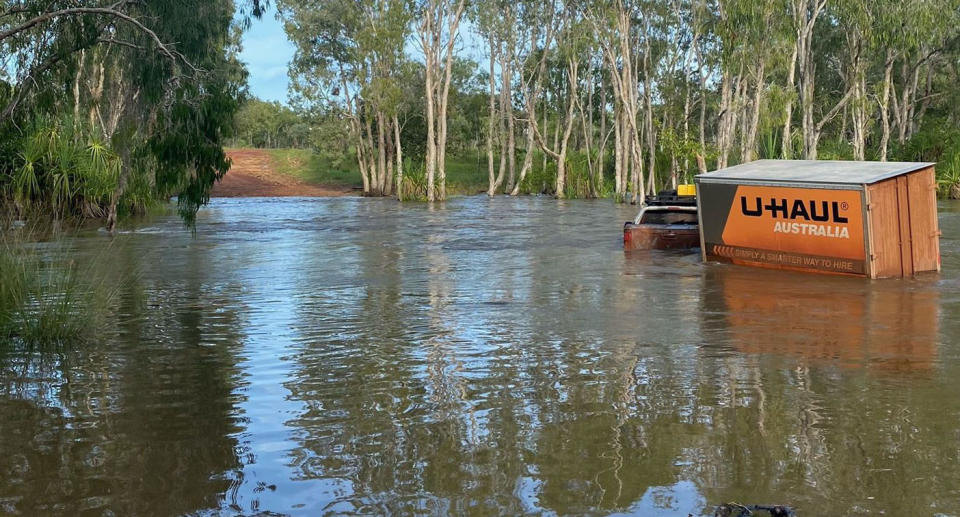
[
  {"xmin": 486, "ymin": 35, "xmax": 498, "ymax": 196},
  {"xmin": 878, "ymin": 52, "xmax": 894, "ymax": 161},
  {"xmin": 395, "ymin": 115, "xmax": 404, "ymax": 200}
]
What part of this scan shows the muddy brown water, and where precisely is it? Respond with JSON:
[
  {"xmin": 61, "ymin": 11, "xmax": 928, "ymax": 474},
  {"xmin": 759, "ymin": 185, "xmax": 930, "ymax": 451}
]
[{"xmin": 2, "ymin": 196, "xmax": 960, "ymax": 516}]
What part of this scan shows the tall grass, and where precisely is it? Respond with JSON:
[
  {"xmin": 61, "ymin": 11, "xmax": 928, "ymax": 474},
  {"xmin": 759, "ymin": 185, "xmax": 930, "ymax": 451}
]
[{"xmin": 0, "ymin": 229, "xmax": 115, "ymax": 347}]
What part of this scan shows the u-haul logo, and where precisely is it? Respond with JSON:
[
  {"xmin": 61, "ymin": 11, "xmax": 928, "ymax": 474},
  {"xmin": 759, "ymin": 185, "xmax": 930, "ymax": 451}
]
[
  {"xmin": 740, "ymin": 196, "xmax": 851, "ymax": 239},
  {"xmin": 717, "ymin": 185, "xmax": 865, "ymax": 260},
  {"xmin": 740, "ymin": 197, "xmax": 848, "ymax": 223}
]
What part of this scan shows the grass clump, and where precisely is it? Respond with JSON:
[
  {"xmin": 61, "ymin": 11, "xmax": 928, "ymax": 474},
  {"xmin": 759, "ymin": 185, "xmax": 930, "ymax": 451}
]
[{"xmin": 0, "ymin": 231, "xmax": 114, "ymax": 347}]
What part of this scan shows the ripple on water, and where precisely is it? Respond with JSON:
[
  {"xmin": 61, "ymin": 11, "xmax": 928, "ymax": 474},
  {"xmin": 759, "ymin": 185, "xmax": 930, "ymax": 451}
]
[{"xmin": 1, "ymin": 196, "xmax": 960, "ymax": 515}]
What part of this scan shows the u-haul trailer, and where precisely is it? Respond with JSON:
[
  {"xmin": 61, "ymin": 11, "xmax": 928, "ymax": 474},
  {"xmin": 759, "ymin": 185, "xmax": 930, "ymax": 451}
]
[{"xmin": 695, "ymin": 160, "xmax": 940, "ymax": 278}]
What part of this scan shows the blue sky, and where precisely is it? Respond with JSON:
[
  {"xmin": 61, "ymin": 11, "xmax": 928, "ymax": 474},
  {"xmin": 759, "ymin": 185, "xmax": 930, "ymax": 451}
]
[
  {"xmin": 236, "ymin": 6, "xmax": 486, "ymax": 105},
  {"xmin": 238, "ymin": 6, "xmax": 295, "ymax": 104}
]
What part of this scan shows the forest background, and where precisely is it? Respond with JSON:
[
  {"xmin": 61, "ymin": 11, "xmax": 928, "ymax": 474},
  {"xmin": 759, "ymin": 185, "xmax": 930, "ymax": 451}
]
[{"xmin": 4, "ymin": 0, "xmax": 960, "ymax": 226}]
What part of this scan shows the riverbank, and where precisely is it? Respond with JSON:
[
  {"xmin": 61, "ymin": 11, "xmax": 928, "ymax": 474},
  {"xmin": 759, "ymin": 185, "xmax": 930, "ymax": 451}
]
[
  {"xmin": 215, "ymin": 147, "xmax": 522, "ymax": 197},
  {"xmin": 212, "ymin": 149, "xmax": 356, "ymax": 197}
]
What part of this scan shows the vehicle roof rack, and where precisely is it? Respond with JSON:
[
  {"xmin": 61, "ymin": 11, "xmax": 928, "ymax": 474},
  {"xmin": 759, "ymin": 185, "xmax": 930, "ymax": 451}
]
[{"xmin": 644, "ymin": 189, "xmax": 697, "ymax": 207}]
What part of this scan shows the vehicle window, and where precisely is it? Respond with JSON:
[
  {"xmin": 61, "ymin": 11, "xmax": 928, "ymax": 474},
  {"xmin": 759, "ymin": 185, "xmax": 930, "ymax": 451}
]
[{"xmin": 640, "ymin": 210, "xmax": 698, "ymax": 225}]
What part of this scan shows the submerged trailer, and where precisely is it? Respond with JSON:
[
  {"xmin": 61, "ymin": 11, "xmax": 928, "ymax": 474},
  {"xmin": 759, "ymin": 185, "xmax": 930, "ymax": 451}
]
[{"xmin": 695, "ymin": 160, "xmax": 940, "ymax": 278}]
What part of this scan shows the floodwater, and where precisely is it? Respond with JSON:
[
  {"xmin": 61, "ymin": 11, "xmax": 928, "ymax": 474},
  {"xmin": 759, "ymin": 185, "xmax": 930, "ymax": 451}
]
[{"xmin": 2, "ymin": 196, "xmax": 960, "ymax": 516}]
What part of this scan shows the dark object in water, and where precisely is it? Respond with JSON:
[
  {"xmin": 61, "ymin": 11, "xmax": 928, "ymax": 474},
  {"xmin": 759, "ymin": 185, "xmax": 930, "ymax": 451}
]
[
  {"xmin": 623, "ymin": 189, "xmax": 700, "ymax": 251},
  {"xmin": 714, "ymin": 503, "xmax": 797, "ymax": 517}
]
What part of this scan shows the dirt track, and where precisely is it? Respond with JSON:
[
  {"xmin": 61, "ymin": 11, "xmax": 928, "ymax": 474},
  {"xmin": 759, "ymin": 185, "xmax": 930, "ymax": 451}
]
[{"xmin": 211, "ymin": 149, "xmax": 353, "ymax": 197}]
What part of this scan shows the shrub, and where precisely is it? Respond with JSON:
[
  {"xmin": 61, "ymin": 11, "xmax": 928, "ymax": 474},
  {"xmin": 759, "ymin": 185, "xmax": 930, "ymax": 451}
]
[{"xmin": 9, "ymin": 119, "xmax": 121, "ymax": 219}]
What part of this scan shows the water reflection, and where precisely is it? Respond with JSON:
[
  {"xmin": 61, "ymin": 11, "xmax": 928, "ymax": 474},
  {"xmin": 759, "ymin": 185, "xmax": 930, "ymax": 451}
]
[
  {"xmin": 0, "ymin": 197, "xmax": 958, "ymax": 516},
  {"xmin": 0, "ymin": 229, "xmax": 248, "ymax": 515},
  {"xmin": 689, "ymin": 265, "xmax": 954, "ymax": 515},
  {"xmin": 704, "ymin": 266, "xmax": 939, "ymax": 372}
]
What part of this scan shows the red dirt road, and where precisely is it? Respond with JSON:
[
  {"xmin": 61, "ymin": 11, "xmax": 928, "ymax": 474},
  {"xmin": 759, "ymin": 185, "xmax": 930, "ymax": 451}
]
[{"xmin": 211, "ymin": 149, "xmax": 353, "ymax": 197}]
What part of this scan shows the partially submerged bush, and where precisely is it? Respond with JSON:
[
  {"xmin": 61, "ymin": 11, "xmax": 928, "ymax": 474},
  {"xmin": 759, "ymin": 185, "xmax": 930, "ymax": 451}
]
[
  {"xmin": 0, "ymin": 232, "xmax": 114, "ymax": 347},
  {"xmin": 936, "ymin": 156, "xmax": 960, "ymax": 199},
  {"xmin": 398, "ymin": 160, "xmax": 428, "ymax": 200}
]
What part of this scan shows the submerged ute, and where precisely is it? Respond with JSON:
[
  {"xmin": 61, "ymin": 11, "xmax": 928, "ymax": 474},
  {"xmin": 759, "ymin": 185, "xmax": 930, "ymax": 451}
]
[{"xmin": 624, "ymin": 188, "xmax": 701, "ymax": 251}]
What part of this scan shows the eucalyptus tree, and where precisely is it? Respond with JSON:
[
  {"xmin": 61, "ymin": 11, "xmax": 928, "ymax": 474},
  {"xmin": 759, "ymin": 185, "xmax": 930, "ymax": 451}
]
[
  {"xmin": 646, "ymin": 0, "xmax": 696, "ymax": 188},
  {"xmin": 833, "ymin": 0, "xmax": 874, "ymax": 161},
  {"xmin": 712, "ymin": 0, "xmax": 780, "ymax": 165},
  {"xmin": 576, "ymin": 52, "xmax": 607, "ymax": 197},
  {"xmin": 509, "ymin": 0, "xmax": 560, "ymax": 196},
  {"xmin": 527, "ymin": 2, "xmax": 588, "ymax": 199},
  {"xmin": 1, "ymin": 0, "xmax": 253, "ymax": 226},
  {"xmin": 414, "ymin": 0, "xmax": 467, "ymax": 201},
  {"xmin": 472, "ymin": 0, "xmax": 518, "ymax": 196},
  {"xmin": 262, "ymin": 0, "xmax": 960, "ymax": 200},
  {"xmin": 710, "ymin": 0, "xmax": 747, "ymax": 167},
  {"xmin": 279, "ymin": 0, "xmax": 411, "ymax": 197},
  {"xmin": 789, "ymin": 0, "xmax": 857, "ymax": 159},
  {"xmin": 590, "ymin": 0, "xmax": 642, "ymax": 202},
  {"xmin": 874, "ymin": 2, "xmax": 906, "ymax": 162},
  {"xmin": 880, "ymin": 0, "xmax": 958, "ymax": 152}
]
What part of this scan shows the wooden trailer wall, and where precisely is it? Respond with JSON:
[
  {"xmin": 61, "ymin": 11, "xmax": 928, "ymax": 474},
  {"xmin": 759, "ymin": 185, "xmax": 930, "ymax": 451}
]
[{"xmin": 866, "ymin": 166, "xmax": 940, "ymax": 278}]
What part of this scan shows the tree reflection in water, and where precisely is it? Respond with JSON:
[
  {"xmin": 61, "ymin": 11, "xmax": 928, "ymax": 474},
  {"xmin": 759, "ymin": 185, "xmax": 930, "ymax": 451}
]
[{"xmin": 1, "ymin": 197, "xmax": 959, "ymax": 515}]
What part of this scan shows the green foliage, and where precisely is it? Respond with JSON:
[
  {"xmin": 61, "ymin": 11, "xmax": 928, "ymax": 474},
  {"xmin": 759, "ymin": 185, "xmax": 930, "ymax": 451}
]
[
  {"xmin": 118, "ymin": 167, "xmax": 160, "ymax": 218},
  {"xmin": 231, "ymin": 99, "xmax": 313, "ymax": 148},
  {"xmin": 936, "ymin": 155, "xmax": 960, "ymax": 199},
  {"xmin": 399, "ymin": 161, "xmax": 428, "ymax": 201},
  {"xmin": 140, "ymin": 0, "xmax": 246, "ymax": 224},
  {"xmin": 655, "ymin": 127, "xmax": 703, "ymax": 185},
  {"xmin": 1, "ymin": 0, "xmax": 248, "ymax": 226},
  {"xmin": 513, "ymin": 150, "xmax": 606, "ymax": 199},
  {"xmin": 892, "ymin": 119, "xmax": 960, "ymax": 164},
  {"xmin": 6, "ymin": 119, "xmax": 121, "ymax": 218},
  {"xmin": 890, "ymin": 118, "xmax": 960, "ymax": 199},
  {"xmin": 816, "ymin": 137, "xmax": 854, "ymax": 161},
  {"xmin": 518, "ymin": 157, "xmax": 556, "ymax": 196},
  {"xmin": 279, "ymin": 0, "xmax": 411, "ymax": 117},
  {"xmin": 757, "ymin": 129, "xmax": 781, "ymax": 160}
]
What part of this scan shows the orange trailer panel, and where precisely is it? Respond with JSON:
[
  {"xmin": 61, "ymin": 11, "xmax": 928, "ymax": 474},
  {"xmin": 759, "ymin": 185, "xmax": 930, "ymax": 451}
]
[{"xmin": 698, "ymin": 182, "xmax": 867, "ymax": 275}]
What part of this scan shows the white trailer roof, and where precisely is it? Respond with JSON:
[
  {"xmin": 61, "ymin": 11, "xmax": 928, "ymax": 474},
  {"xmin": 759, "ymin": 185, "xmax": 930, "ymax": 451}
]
[{"xmin": 696, "ymin": 159, "xmax": 935, "ymax": 186}]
